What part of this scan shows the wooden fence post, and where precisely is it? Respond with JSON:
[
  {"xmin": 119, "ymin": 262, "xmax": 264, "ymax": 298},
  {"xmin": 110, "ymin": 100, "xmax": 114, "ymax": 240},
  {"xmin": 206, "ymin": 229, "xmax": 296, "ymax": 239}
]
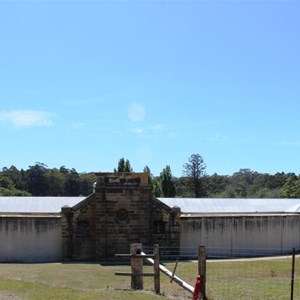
[
  {"xmin": 131, "ymin": 243, "xmax": 143, "ymax": 290},
  {"xmin": 198, "ymin": 246, "xmax": 207, "ymax": 300},
  {"xmin": 291, "ymin": 248, "xmax": 295, "ymax": 300},
  {"xmin": 153, "ymin": 244, "xmax": 160, "ymax": 294}
]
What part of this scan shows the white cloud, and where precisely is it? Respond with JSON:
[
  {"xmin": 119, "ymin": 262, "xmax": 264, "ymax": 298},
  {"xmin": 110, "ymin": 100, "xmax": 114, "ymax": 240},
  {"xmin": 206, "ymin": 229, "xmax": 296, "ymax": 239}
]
[
  {"xmin": 132, "ymin": 128, "xmax": 144, "ymax": 134},
  {"xmin": 0, "ymin": 110, "xmax": 53, "ymax": 128},
  {"xmin": 128, "ymin": 103, "xmax": 145, "ymax": 122},
  {"xmin": 131, "ymin": 123, "xmax": 170, "ymax": 137},
  {"xmin": 150, "ymin": 124, "xmax": 167, "ymax": 132}
]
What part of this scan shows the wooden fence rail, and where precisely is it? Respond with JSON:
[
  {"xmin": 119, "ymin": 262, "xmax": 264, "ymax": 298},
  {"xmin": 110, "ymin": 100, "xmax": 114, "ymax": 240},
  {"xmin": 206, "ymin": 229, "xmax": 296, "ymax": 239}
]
[
  {"xmin": 115, "ymin": 243, "xmax": 160, "ymax": 293},
  {"xmin": 115, "ymin": 243, "xmax": 207, "ymax": 299}
]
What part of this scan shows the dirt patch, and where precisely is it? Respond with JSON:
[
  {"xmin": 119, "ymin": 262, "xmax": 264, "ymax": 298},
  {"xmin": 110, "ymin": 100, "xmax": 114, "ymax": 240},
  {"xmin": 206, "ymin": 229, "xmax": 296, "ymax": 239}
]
[{"xmin": 0, "ymin": 292, "xmax": 23, "ymax": 300}]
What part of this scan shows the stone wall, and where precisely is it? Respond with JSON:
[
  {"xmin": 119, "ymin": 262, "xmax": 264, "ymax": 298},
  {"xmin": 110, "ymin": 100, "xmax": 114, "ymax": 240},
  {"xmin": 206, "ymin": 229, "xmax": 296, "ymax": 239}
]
[
  {"xmin": 180, "ymin": 214, "xmax": 300, "ymax": 257},
  {"xmin": 62, "ymin": 172, "xmax": 166, "ymax": 261},
  {"xmin": 150, "ymin": 199, "xmax": 181, "ymax": 251},
  {"xmin": 0, "ymin": 215, "xmax": 61, "ymax": 262},
  {"xmin": 94, "ymin": 172, "xmax": 151, "ymax": 259},
  {"xmin": 61, "ymin": 194, "xmax": 96, "ymax": 261}
]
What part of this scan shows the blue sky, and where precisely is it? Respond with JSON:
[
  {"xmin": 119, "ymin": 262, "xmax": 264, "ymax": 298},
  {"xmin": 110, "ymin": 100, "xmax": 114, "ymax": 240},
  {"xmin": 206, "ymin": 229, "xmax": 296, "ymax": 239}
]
[{"xmin": 0, "ymin": 0, "xmax": 299, "ymax": 177}]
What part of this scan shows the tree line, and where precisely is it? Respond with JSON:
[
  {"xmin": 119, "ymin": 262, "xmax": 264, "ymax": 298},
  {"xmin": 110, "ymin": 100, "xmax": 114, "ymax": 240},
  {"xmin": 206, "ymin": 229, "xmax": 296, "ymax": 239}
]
[
  {"xmin": 145, "ymin": 154, "xmax": 300, "ymax": 199},
  {"xmin": 0, "ymin": 154, "xmax": 300, "ymax": 198},
  {"xmin": 0, "ymin": 163, "xmax": 97, "ymax": 196}
]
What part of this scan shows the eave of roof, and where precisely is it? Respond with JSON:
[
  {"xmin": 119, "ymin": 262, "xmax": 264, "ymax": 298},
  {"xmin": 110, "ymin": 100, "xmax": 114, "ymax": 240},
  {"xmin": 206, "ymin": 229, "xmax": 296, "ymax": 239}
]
[
  {"xmin": 180, "ymin": 212, "xmax": 300, "ymax": 218},
  {"xmin": 157, "ymin": 198, "xmax": 300, "ymax": 214},
  {"xmin": 0, "ymin": 196, "xmax": 85, "ymax": 214}
]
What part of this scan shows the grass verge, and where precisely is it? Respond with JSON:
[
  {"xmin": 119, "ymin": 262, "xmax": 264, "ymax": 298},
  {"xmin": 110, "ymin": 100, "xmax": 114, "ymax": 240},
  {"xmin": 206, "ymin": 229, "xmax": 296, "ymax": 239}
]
[{"xmin": 0, "ymin": 256, "xmax": 299, "ymax": 299}]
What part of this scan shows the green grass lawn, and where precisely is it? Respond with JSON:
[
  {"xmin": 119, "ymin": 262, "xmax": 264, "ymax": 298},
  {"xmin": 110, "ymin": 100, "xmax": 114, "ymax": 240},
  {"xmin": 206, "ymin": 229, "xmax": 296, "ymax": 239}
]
[
  {"xmin": 0, "ymin": 262, "xmax": 188, "ymax": 300},
  {"xmin": 206, "ymin": 257, "xmax": 299, "ymax": 300},
  {"xmin": 0, "ymin": 256, "xmax": 299, "ymax": 299}
]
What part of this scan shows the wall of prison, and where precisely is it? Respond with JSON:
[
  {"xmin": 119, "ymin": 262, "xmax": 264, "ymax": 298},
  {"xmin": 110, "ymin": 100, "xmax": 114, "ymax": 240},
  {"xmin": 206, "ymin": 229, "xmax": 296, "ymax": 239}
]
[
  {"xmin": 0, "ymin": 216, "xmax": 61, "ymax": 262},
  {"xmin": 62, "ymin": 173, "xmax": 156, "ymax": 261},
  {"xmin": 61, "ymin": 173, "xmax": 180, "ymax": 261},
  {"xmin": 180, "ymin": 214, "xmax": 300, "ymax": 257}
]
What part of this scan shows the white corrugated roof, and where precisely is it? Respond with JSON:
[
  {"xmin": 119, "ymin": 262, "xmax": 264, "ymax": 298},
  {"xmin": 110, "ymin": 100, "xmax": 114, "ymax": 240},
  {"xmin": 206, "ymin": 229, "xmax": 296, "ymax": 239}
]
[
  {"xmin": 2, "ymin": 196, "xmax": 300, "ymax": 214},
  {"xmin": 0, "ymin": 197, "xmax": 85, "ymax": 213},
  {"xmin": 157, "ymin": 198, "xmax": 300, "ymax": 213}
]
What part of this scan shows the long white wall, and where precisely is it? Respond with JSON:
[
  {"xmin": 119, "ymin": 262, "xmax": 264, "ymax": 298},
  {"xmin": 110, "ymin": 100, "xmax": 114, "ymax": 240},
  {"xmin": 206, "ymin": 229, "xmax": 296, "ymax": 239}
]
[
  {"xmin": 180, "ymin": 214, "xmax": 300, "ymax": 257},
  {"xmin": 0, "ymin": 216, "xmax": 61, "ymax": 262}
]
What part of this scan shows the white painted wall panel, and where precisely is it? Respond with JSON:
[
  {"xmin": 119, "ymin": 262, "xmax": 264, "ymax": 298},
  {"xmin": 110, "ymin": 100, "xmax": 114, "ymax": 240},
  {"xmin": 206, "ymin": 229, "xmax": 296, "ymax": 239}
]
[
  {"xmin": 0, "ymin": 216, "xmax": 61, "ymax": 262},
  {"xmin": 180, "ymin": 215, "xmax": 300, "ymax": 257}
]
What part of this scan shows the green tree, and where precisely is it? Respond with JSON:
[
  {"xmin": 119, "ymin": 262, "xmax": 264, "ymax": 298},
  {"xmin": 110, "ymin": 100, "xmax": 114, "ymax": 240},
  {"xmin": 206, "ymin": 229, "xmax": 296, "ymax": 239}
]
[
  {"xmin": 183, "ymin": 154, "xmax": 206, "ymax": 197},
  {"xmin": 143, "ymin": 165, "xmax": 153, "ymax": 185},
  {"xmin": 64, "ymin": 168, "xmax": 80, "ymax": 196},
  {"xmin": 2, "ymin": 165, "xmax": 25, "ymax": 190},
  {"xmin": 143, "ymin": 166, "xmax": 162, "ymax": 197},
  {"xmin": 173, "ymin": 176, "xmax": 194, "ymax": 197},
  {"xmin": 204, "ymin": 173, "xmax": 229, "ymax": 197},
  {"xmin": 45, "ymin": 169, "xmax": 65, "ymax": 196},
  {"xmin": 160, "ymin": 165, "xmax": 176, "ymax": 197},
  {"xmin": 230, "ymin": 169, "xmax": 257, "ymax": 198},
  {"xmin": 280, "ymin": 175, "xmax": 300, "ymax": 198},
  {"xmin": 26, "ymin": 163, "xmax": 49, "ymax": 196},
  {"xmin": 269, "ymin": 172, "xmax": 289, "ymax": 189},
  {"xmin": 0, "ymin": 187, "xmax": 31, "ymax": 196},
  {"xmin": 79, "ymin": 173, "xmax": 97, "ymax": 195},
  {"xmin": 114, "ymin": 158, "xmax": 133, "ymax": 172},
  {"xmin": 0, "ymin": 166, "xmax": 30, "ymax": 196},
  {"xmin": 0, "ymin": 173, "xmax": 14, "ymax": 189},
  {"xmin": 152, "ymin": 177, "xmax": 163, "ymax": 197}
]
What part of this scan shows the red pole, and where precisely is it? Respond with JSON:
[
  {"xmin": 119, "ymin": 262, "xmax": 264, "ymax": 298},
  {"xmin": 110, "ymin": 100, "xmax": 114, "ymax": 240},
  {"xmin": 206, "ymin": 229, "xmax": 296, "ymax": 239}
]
[{"xmin": 193, "ymin": 275, "xmax": 203, "ymax": 300}]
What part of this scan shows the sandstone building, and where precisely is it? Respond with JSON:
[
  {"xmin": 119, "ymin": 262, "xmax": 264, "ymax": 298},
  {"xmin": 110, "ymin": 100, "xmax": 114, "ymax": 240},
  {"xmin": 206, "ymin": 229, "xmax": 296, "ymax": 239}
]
[{"xmin": 61, "ymin": 172, "xmax": 180, "ymax": 261}]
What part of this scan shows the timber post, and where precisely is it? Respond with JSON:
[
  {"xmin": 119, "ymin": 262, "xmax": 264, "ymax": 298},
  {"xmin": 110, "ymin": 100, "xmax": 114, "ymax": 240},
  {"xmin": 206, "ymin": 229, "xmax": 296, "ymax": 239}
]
[
  {"xmin": 116, "ymin": 243, "xmax": 197, "ymax": 296},
  {"xmin": 153, "ymin": 244, "xmax": 160, "ymax": 294},
  {"xmin": 115, "ymin": 243, "xmax": 160, "ymax": 294},
  {"xmin": 131, "ymin": 243, "xmax": 143, "ymax": 290},
  {"xmin": 198, "ymin": 246, "xmax": 207, "ymax": 300}
]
